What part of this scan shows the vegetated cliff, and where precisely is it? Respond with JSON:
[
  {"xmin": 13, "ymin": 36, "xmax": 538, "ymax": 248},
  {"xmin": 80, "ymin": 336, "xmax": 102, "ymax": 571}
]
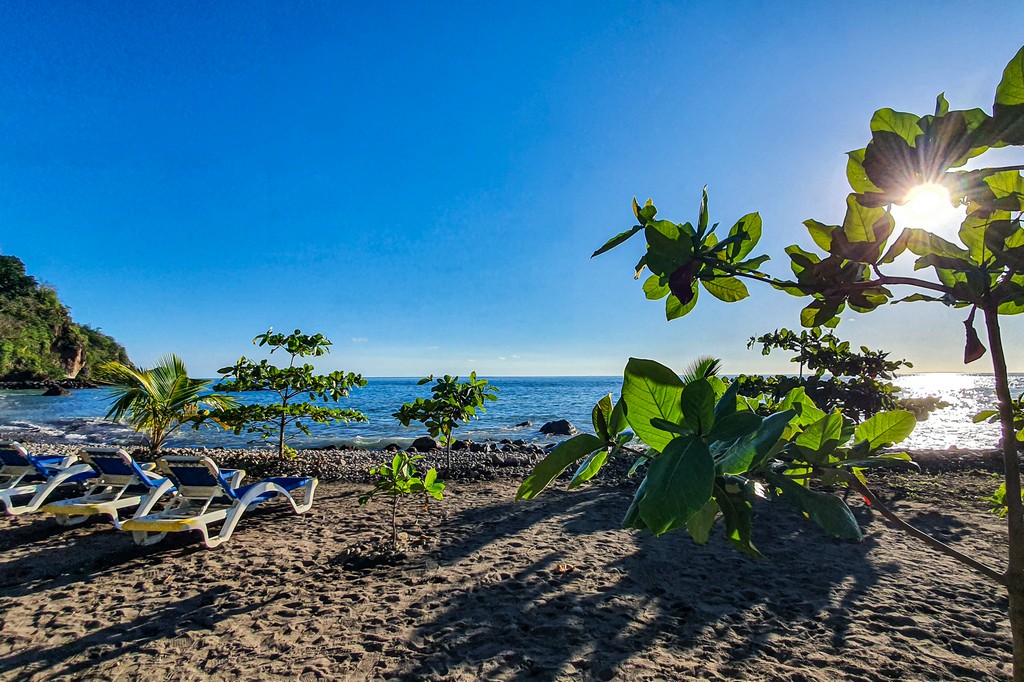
[{"xmin": 0, "ymin": 255, "xmax": 131, "ymax": 381}]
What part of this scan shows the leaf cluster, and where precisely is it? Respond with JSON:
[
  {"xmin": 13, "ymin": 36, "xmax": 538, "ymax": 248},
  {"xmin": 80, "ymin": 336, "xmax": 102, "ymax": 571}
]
[
  {"xmin": 519, "ymin": 358, "xmax": 917, "ymax": 555},
  {"xmin": 359, "ymin": 452, "xmax": 445, "ymax": 504},
  {"xmin": 393, "ymin": 372, "xmax": 499, "ymax": 445}
]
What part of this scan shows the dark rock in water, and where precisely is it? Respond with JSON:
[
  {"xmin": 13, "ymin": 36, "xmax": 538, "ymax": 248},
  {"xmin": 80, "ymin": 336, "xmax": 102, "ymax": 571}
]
[
  {"xmin": 41, "ymin": 385, "xmax": 71, "ymax": 396},
  {"xmin": 409, "ymin": 436, "xmax": 439, "ymax": 452},
  {"xmin": 383, "ymin": 443, "xmax": 402, "ymax": 452},
  {"xmin": 514, "ymin": 421, "xmax": 532, "ymax": 428},
  {"xmin": 539, "ymin": 419, "xmax": 577, "ymax": 436},
  {"xmin": 512, "ymin": 439, "xmax": 527, "ymax": 447},
  {"xmin": 500, "ymin": 438, "xmax": 512, "ymax": 445},
  {"xmin": 452, "ymin": 439, "xmax": 471, "ymax": 451}
]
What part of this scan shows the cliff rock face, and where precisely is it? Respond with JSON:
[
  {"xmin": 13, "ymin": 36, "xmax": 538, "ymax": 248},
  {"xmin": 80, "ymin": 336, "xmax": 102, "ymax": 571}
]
[{"xmin": 0, "ymin": 255, "xmax": 132, "ymax": 381}]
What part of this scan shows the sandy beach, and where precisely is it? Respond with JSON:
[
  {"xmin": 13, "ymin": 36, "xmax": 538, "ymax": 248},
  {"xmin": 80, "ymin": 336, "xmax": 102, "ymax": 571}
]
[{"xmin": 0, "ymin": 446, "xmax": 1014, "ymax": 680}]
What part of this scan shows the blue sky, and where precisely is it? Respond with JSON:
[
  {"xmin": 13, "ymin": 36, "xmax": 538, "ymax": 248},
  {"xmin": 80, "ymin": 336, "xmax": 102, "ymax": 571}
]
[{"xmin": 2, "ymin": 1, "xmax": 1023, "ymax": 377}]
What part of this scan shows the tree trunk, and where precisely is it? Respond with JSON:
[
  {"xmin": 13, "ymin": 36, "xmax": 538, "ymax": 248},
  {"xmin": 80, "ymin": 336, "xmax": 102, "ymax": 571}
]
[
  {"xmin": 983, "ymin": 307, "xmax": 1024, "ymax": 682},
  {"xmin": 391, "ymin": 495, "xmax": 399, "ymax": 550}
]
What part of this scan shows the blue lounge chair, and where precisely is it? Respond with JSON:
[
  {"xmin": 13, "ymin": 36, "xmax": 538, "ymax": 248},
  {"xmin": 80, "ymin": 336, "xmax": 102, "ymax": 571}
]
[
  {"xmin": 122, "ymin": 455, "xmax": 318, "ymax": 548},
  {"xmin": 0, "ymin": 441, "xmax": 96, "ymax": 516},
  {"xmin": 40, "ymin": 447, "xmax": 177, "ymax": 529}
]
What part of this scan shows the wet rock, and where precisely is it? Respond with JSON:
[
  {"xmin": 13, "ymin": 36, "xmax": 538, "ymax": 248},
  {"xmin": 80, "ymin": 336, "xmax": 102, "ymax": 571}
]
[
  {"xmin": 383, "ymin": 443, "xmax": 402, "ymax": 452},
  {"xmin": 514, "ymin": 421, "xmax": 532, "ymax": 428},
  {"xmin": 539, "ymin": 419, "xmax": 577, "ymax": 436},
  {"xmin": 409, "ymin": 436, "xmax": 439, "ymax": 452},
  {"xmin": 41, "ymin": 385, "xmax": 71, "ymax": 397},
  {"xmin": 451, "ymin": 439, "xmax": 471, "ymax": 451}
]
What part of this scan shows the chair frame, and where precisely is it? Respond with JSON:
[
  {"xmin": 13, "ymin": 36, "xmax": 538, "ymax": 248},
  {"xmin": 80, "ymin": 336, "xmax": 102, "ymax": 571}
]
[
  {"xmin": 0, "ymin": 441, "xmax": 96, "ymax": 516},
  {"xmin": 40, "ymin": 447, "xmax": 177, "ymax": 529},
  {"xmin": 123, "ymin": 455, "xmax": 317, "ymax": 548}
]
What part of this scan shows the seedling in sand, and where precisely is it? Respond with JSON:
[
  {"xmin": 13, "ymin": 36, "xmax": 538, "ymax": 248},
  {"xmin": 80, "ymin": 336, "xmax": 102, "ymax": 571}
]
[{"xmin": 360, "ymin": 451, "xmax": 445, "ymax": 551}]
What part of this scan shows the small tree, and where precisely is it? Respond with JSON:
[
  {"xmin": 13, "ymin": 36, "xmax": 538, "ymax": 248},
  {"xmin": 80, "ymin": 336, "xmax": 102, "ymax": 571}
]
[
  {"xmin": 737, "ymin": 327, "xmax": 921, "ymax": 421},
  {"xmin": 393, "ymin": 372, "xmax": 499, "ymax": 473},
  {"xmin": 212, "ymin": 329, "xmax": 367, "ymax": 459},
  {"xmin": 95, "ymin": 355, "xmax": 238, "ymax": 455},
  {"xmin": 527, "ymin": 44, "xmax": 1024, "ymax": 679},
  {"xmin": 359, "ymin": 451, "xmax": 445, "ymax": 551}
]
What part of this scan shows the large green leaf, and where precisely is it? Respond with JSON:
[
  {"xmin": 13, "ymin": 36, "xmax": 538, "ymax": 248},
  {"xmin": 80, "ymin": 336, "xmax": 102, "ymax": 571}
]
[
  {"xmin": 568, "ymin": 448, "xmax": 609, "ymax": 489},
  {"xmin": 593, "ymin": 225, "xmax": 642, "ymax": 258},
  {"xmin": 707, "ymin": 410, "xmax": 762, "ymax": 443},
  {"xmin": 639, "ymin": 435, "xmax": 715, "ymax": 536},
  {"xmin": 665, "ymin": 287, "xmax": 699, "ymax": 320},
  {"xmin": 592, "ymin": 393, "xmax": 613, "ymax": 440},
  {"xmin": 870, "ymin": 108, "xmax": 923, "ymax": 146},
  {"xmin": 713, "ymin": 380, "xmax": 741, "ymax": 421},
  {"xmin": 766, "ymin": 472, "xmax": 862, "ymax": 541},
  {"xmin": 842, "ymin": 193, "xmax": 892, "ymax": 244},
  {"xmin": 701, "ymin": 275, "xmax": 749, "ymax": 302},
  {"xmin": 725, "ymin": 212, "xmax": 763, "ymax": 260},
  {"xmin": 622, "ymin": 477, "xmax": 649, "ymax": 531},
  {"xmin": 621, "ymin": 358, "xmax": 685, "ymax": 452},
  {"xmin": 716, "ymin": 409, "xmax": 795, "ymax": 475},
  {"xmin": 681, "ymin": 378, "xmax": 715, "ymax": 435},
  {"xmin": 996, "ymin": 44, "xmax": 1024, "ymax": 106},
  {"xmin": 713, "ymin": 484, "xmax": 760, "ymax": 556},
  {"xmin": 793, "ymin": 410, "xmax": 846, "ymax": 462},
  {"xmin": 685, "ymin": 498, "xmax": 719, "ymax": 544},
  {"xmin": 516, "ymin": 433, "xmax": 603, "ymax": 499},
  {"xmin": 643, "ymin": 274, "xmax": 669, "ymax": 300},
  {"xmin": 853, "ymin": 410, "xmax": 916, "ymax": 448}
]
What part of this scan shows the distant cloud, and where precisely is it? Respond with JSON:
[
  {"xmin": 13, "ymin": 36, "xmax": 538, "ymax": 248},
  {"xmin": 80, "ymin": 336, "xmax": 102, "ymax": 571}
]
[
  {"xmin": 512, "ymin": 354, "xmax": 520, "ymax": 359},
  {"xmin": 498, "ymin": 356, "xmax": 507, "ymax": 361},
  {"xmin": 351, "ymin": 337, "xmax": 368, "ymax": 343},
  {"xmin": 467, "ymin": 359, "xmax": 477, "ymax": 363}
]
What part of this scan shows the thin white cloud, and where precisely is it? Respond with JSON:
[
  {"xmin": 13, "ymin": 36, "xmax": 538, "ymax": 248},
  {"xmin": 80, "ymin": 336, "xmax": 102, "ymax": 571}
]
[
  {"xmin": 351, "ymin": 337, "xmax": 368, "ymax": 343},
  {"xmin": 498, "ymin": 356, "xmax": 507, "ymax": 361}
]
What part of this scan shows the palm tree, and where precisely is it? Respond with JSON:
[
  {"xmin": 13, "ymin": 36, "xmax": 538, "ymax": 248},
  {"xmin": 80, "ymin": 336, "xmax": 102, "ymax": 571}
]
[{"xmin": 95, "ymin": 355, "xmax": 238, "ymax": 454}]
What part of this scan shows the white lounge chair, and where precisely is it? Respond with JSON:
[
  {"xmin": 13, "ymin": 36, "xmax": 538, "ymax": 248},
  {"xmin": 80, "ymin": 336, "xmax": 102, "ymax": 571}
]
[
  {"xmin": 40, "ymin": 447, "xmax": 177, "ymax": 529},
  {"xmin": 0, "ymin": 441, "xmax": 96, "ymax": 516},
  {"xmin": 122, "ymin": 455, "xmax": 317, "ymax": 548}
]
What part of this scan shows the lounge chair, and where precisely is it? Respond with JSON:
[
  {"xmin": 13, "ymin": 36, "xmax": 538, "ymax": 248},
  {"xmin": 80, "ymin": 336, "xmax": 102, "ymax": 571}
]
[
  {"xmin": 0, "ymin": 441, "xmax": 97, "ymax": 516},
  {"xmin": 122, "ymin": 455, "xmax": 318, "ymax": 548},
  {"xmin": 40, "ymin": 447, "xmax": 177, "ymax": 529}
]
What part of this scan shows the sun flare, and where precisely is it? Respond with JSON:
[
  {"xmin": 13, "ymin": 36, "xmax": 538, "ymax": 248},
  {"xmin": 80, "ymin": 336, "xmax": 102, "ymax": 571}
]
[{"xmin": 902, "ymin": 183, "xmax": 953, "ymax": 221}]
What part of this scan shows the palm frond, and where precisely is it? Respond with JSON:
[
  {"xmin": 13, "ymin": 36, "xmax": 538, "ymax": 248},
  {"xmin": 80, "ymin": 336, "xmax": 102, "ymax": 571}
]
[{"xmin": 681, "ymin": 355, "xmax": 723, "ymax": 383}]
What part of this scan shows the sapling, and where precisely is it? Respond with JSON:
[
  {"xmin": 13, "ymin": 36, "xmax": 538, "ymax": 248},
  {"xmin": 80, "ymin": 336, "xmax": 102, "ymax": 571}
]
[
  {"xmin": 359, "ymin": 451, "xmax": 445, "ymax": 551},
  {"xmin": 211, "ymin": 329, "xmax": 367, "ymax": 459},
  {"xmin": 394, "ymin": 372, "xmax": 498, "ymax": 473}
]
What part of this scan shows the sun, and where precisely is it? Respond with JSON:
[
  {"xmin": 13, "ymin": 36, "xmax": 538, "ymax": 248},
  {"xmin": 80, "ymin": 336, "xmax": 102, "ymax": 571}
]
[
  {"xmin": 890, "ymin": 182, "xmax": 964, "ymax": 239},
  {"xmin": 901, "ymin": 183, "xmax": 953, "ymax": 222}
]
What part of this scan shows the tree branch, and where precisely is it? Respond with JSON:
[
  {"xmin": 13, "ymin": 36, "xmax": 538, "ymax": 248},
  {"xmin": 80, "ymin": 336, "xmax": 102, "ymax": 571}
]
[{"xmin": 834, "ymin": 469, "xmax": 1007, "ymax": 585}]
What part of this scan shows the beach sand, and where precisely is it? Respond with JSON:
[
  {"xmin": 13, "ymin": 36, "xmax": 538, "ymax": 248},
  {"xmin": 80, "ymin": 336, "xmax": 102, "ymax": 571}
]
[{"xmin": 0, "ymin": 449, "xmax": 1014, "ymax": 680}]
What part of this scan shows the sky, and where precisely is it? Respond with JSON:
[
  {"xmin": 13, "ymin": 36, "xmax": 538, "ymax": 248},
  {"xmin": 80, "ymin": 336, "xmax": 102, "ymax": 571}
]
[{"xmin": 1, "ymin": 1, "xmax": 1023, "ymax": 378}]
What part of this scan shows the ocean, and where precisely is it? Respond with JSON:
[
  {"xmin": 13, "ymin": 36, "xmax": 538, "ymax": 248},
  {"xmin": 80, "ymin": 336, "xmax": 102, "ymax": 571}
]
[{"xmin": 0, "ymin": 374, "xmax": 1021, "ymax": 451}]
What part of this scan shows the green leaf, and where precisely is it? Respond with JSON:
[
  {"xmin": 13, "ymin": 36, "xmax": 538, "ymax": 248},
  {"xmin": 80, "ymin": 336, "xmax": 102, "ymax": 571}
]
[
  {"xmin": 516, "ymin": 433, "xmax": 604, "ymax": 500},
  {"xmin": 842, "ymin": 193, "xmax": 891, "ymax": 244},
  {"xmin": 879, "ymin": 228, "xmax": 911, "ymax": 264},
  {"xmin": 794, "ymin": 411, "xmax": 846, "ymax": 461},
  {"xmin": 685, "ymin": 499, "xmax": 719, "ymax": 544},
  {"xmin": 996, "ymin": 45, "xmax": 1024, "ymax": 106},
  {"xmin": 837, "ymin": 454, "xmax": 918, "ymax": 471},
  {"xmin": 853, "ymin": 410, "xmax": 916, "ymax": 448},
  {"xmin": 713, "ymin": 380, "xmax": 741, "ymax": 422},
  {"xmin": 609, "ymin": 397, "xmax": 628, "ymax": 438},
  {"xmin": 665, "ymin": 289, "xmax": 699, "ymax": 320},
  {"xmin": 568, "ymin": 448, "xmax": 609, "ymax": 489},
  {"xmin": 593, "ymin": 225, "xmax": 643, "ymax": 258},
  {"xmin": 622, "ymin": 477, "xmax": 649, "ymax": 530},
  {"xmin": 638, "ymin": 435, "xmax": 715, "ymax": 536},
  {"xmin": 870, "ymin": 108, "xmax": 923, "ymax": 146},
  {"xmin": 681, "ymin": 378, "xmax": 716, "ymax": 435},
  {"xmin": 701, "ymin": 276, "xmax": 749, "ymax": 303},
  {"xmin": 716, "ymin": 409, "xmax": 795, "ymax": 475},
  {"xmin": 726, "ymin": 212, "xmax": 762, "ymax": 260},
  {"xmin": 706, "ymin": 410, "xmax": 762, "ymax": 443},
  {"xmin": 643, "ymin": 274, "xmax": 670, "ymax": 300},
  {"xmin": 766, "ymin": 472, "xmax": 862, "ymax": 541},
  {"xmin": 650, "ymin": 417, "xmax": 688, "ymax": 435},
  {"xmin": 713, "ymin": 484, "xmax": 760, "ymax": 556},
  {"xmin": 803, "ymin": 219, "xmax": 835, "ymax": 252},
  {"xmin": 592, "ymin": 394, "xmax": 614, "ymax": 440},
  {"xmin": 846, "ymin": 148, "xmax": 882, "ymax": 194},
  {"xmin": 621, "ymin": 358, "xmax": 685, "ymax": 452}
]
